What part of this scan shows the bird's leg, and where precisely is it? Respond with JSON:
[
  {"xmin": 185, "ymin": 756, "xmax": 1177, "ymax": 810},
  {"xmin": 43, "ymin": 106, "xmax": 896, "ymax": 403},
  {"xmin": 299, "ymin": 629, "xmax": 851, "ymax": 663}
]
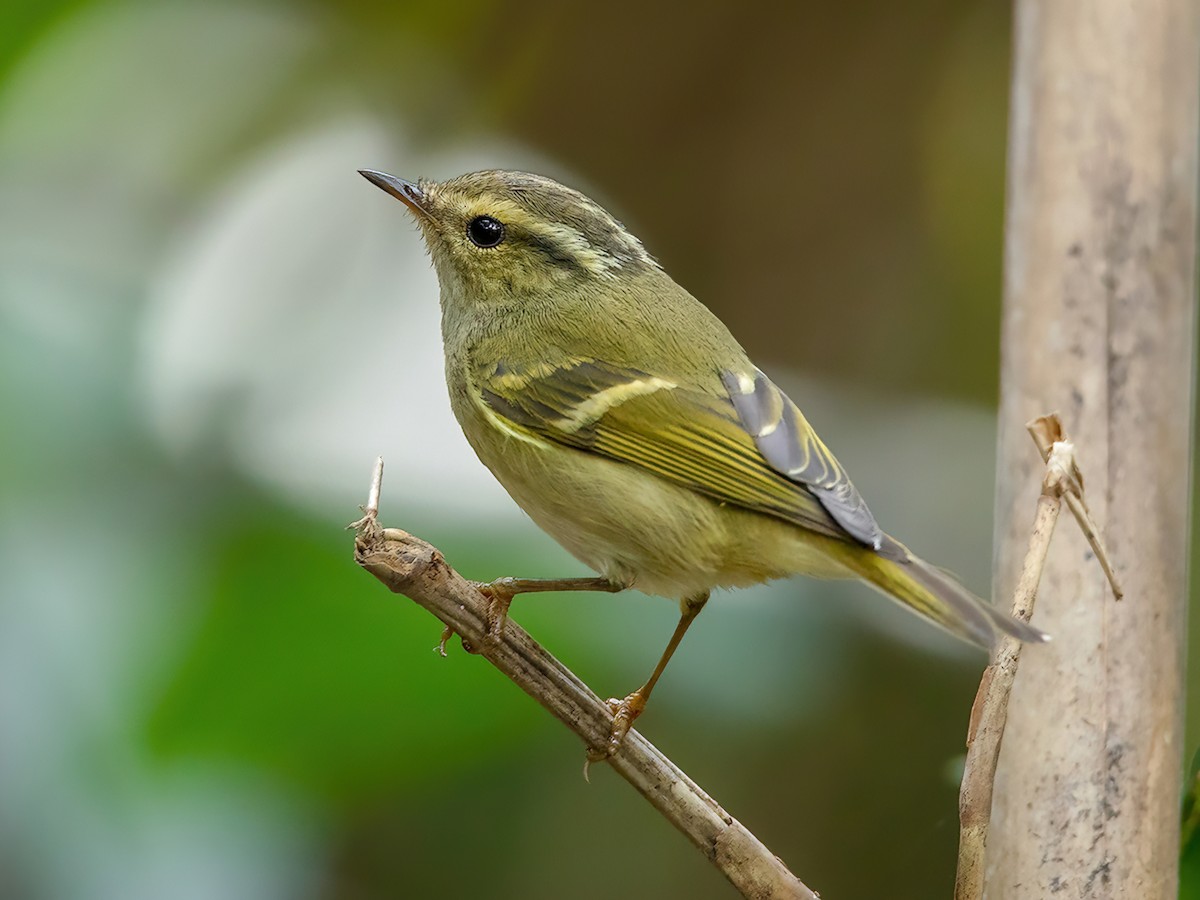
[
  {"xmin": 588, "ymin": 591, "xmax": 710, "ymax": 762},
  {"xmin": 473, "ymin": 576, "xmax": 623, "ymax": 640}
]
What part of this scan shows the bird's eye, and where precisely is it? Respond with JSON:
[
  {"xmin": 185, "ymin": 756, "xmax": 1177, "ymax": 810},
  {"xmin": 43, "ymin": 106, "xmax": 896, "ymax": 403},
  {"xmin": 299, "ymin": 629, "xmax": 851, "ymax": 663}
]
[{"xmin": 467, "ymin": 215, "xmax": 505, "ymax": 248}]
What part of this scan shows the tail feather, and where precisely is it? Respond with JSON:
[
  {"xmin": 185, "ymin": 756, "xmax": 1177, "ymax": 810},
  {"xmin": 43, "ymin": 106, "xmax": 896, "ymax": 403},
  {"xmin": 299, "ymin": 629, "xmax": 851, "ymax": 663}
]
[{"xmin": 839, "ymin": 537, "xmax": 1050, "ymax": 649}]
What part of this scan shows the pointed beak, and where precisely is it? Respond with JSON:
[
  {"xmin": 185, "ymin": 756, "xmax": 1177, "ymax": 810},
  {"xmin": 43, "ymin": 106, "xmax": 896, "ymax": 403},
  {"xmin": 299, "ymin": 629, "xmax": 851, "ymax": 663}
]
[{"xmin": 358, "ymin": 169, "xmax": 431, "ymax": 217}]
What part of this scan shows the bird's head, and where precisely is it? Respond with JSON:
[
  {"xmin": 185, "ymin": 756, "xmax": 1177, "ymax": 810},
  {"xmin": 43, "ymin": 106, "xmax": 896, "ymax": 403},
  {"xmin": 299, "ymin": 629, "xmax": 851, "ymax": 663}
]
[{"xmin": 359, "ymin": 169, "xmax": 659, "ymax": 306}]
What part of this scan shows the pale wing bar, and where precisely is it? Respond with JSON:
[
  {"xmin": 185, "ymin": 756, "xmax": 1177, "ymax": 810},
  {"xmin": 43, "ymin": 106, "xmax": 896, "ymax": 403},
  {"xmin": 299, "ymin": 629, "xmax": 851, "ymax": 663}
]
[{"xmin": 478, "ymin": 358, "xmax": 852, "ymax": 541}]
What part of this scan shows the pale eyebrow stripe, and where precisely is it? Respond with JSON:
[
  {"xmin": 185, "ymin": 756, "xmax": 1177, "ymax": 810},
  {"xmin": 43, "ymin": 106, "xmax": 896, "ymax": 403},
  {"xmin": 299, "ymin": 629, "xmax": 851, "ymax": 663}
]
[{"xmin": 448, "ymin": 194, "xmax": 653, "ymax": 275}]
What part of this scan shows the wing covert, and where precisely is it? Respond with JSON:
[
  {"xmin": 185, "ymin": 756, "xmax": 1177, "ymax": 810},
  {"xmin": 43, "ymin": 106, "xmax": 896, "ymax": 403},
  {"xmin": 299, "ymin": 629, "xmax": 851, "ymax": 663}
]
[{"xmin": 475, "ymin": 357, "xmax": 890, "ymax": 549}]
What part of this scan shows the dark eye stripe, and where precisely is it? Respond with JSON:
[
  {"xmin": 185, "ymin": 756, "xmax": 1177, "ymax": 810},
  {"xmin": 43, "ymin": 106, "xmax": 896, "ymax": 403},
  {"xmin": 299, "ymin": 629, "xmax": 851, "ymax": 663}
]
[{"xmin": 519, "ymin": 230, "xmax": 589, "ymax": 273}]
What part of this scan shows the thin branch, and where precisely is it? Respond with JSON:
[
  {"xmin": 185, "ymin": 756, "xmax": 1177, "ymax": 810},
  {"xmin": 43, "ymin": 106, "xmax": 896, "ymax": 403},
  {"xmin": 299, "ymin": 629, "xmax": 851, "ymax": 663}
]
[
  {"xmin": 1026, "ymin": 417, "xmax": 1123, "ymax": 600},
  {"xmin": 350, "ymin": 458, "xmax": 818, "ymax": 900},
  {"xmin": 363, "ymin": 455, "xmax": 383, "ymax": 518},
  {"xmin": 955, "ymin": 414, "xmax": 1118, "ymax": 900}
]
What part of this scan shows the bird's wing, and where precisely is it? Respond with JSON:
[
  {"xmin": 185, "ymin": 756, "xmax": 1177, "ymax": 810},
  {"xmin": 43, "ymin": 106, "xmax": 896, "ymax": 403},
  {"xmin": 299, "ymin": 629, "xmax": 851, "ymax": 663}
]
[
  {"xmin": 475, "ymin": 357, "xmax": 894, "ymax": 553},
  {"xmin": 718, "ymin": 367, "xmax": 885, "ymax": 550}
]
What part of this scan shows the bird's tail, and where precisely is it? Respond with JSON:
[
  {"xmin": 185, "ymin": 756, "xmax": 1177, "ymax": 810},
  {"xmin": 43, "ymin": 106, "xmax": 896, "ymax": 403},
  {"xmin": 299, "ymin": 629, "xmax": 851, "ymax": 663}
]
[{"xmin": 836, "ymin": 537, "xmax": 1049, "ymax": 649}]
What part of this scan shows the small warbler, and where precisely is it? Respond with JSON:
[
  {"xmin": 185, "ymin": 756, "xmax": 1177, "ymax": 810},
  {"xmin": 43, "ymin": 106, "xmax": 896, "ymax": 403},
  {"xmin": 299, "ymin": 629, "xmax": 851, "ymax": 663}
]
[{"xmin": 360, "ymin": 168, "xmax": 1047, "ymax": 758}]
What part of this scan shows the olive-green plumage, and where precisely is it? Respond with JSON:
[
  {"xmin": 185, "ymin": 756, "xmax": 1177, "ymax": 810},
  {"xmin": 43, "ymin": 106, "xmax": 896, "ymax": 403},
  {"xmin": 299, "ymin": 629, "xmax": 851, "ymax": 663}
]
[{"xmin": 361, "ymin": 167, "xmax": 1047, "ymax": 651}]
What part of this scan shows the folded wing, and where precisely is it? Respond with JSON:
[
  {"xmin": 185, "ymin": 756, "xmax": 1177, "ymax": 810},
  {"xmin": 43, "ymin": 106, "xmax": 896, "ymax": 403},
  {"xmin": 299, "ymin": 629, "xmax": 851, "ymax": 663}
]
[
  {"xmin": 719, "ymin": 368, "xmax": 886, "ymax": 551},
  {"xmin": 476, "ymin": 357, "xmax": 896, "ymax": 555}
]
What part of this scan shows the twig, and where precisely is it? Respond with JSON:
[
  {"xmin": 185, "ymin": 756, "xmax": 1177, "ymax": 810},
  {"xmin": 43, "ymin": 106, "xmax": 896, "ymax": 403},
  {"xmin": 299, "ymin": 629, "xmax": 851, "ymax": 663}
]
[
  {"xmin": 350, "ymin": 457, "xmax": 818, "ymax": 900},
  {"xmin": 1025, "ymin": 417, "xmax": 1123, "ymax": 600},
  {"xmin": 954, "ymin": 414, "xmax": 1120, "ymax": 900},
  {"xmin": 363, "ymin": 455, "xmax": 383, "ymax": 518}
]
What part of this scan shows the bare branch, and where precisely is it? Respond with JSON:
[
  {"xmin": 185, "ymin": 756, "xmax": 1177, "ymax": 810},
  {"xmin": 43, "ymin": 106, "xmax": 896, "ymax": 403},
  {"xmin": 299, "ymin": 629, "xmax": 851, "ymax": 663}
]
[
  {"xmin": 955, "ymin": 414, "xmax": 1116, "ymax": 900},
  {"xmin": 365, "ymin": 455, "xmax": 383, "ymax": 518},
  {"xmin": 351, "ymin": 461, "xmax": 818, "ymax": 900},
  {"xmin": 991, "ymin": 1, "xmax": 1196, "ymax": 888},
  {"xmin": 1026, "ymin": 415, "xmax": 1123, "ymax": 599}
]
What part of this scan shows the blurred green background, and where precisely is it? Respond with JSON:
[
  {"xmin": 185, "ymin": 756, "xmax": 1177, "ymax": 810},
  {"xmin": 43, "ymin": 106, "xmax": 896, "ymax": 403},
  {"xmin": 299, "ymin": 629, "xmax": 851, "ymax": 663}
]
[{"xmin": 1, "ymin": 2, "xmax": 1194, "ymax": 898}]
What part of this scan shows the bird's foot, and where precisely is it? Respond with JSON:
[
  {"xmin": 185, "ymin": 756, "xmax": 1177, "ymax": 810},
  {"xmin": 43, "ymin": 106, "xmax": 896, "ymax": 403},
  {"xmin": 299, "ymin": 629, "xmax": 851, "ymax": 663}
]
[
  {"xmin": 472, "ymin": 577, "xmax": 519, "ymax": 641},
  {"xmin": 586, "ymin": 689, "xmax": 647, "ymax": 764}
]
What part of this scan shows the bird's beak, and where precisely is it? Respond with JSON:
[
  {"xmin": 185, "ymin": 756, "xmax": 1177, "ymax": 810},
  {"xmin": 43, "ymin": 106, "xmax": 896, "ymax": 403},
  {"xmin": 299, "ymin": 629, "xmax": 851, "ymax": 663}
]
[{"xmin": 358, "ymin": 169, "xmax": 431, "ymax": 217}]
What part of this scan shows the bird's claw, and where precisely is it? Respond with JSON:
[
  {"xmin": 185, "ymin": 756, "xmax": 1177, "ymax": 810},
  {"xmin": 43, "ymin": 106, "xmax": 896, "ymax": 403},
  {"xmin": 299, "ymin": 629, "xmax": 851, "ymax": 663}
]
[
  {"xmin": 585, "ymin": 691, "xmax": 647, "ymax": 765},
  {"xmin": 473, "ymin": 578, "xmax": 518, "ymax": 642}
]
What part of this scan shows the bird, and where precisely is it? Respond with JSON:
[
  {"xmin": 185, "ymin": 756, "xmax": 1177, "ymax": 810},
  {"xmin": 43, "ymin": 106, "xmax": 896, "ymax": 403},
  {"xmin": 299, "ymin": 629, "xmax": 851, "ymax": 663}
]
[{"xmin": 359, "ymin": 167, "xmax": 1048, "ymax": 760}]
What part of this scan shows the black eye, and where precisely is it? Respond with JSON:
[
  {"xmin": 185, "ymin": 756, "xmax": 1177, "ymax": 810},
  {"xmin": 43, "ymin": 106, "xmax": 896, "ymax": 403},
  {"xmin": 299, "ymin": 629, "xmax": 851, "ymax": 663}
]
[{"xmin": 467, "ymin": 215, "xmax": 505, "ymax": 248}]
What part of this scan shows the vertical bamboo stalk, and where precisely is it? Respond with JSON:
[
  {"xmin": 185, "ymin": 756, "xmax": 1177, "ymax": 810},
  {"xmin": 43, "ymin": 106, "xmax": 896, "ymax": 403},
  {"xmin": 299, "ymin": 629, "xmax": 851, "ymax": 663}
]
[{"xmin": 990, "ymin": 0, "xmax": 1199, "ymax": 896}]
